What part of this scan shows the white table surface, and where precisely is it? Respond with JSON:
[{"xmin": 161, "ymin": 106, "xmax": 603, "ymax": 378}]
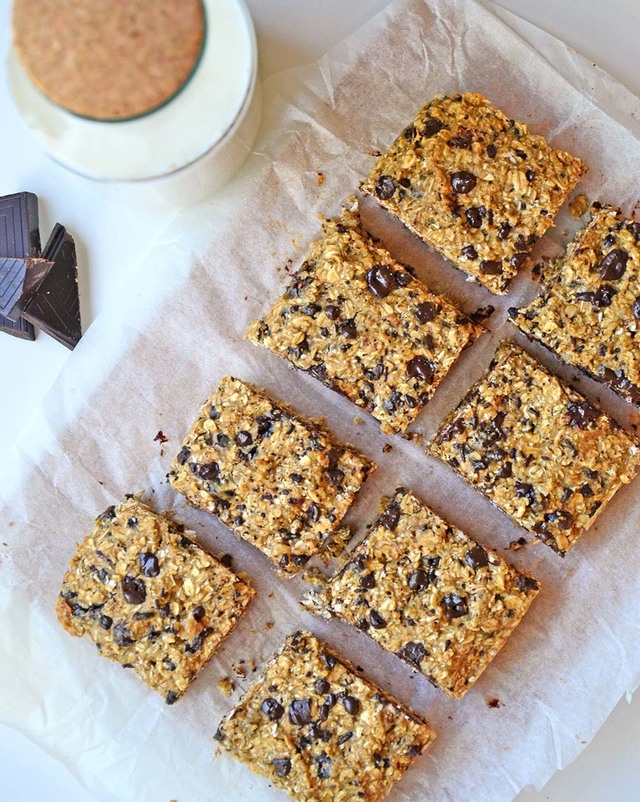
[{"xmin": 1, "ymin": 0, "xmax": 639, "ymax": 799}]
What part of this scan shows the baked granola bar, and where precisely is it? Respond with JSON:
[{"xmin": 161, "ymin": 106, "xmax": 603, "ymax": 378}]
[
  {"xmin": 510, "ymin": 204, "xmax": 640, "ymax": 404},
  {"xmin": 361, "ymin": 93, "xmax": 587, "ymax": 295},
  {"xmin": 314, "ymin": 488, "xmax": 539, "ymax": 698},
  {"xmin": 214, "ymin": 631, "xmax": 435, "ymax": 802},
  {"xmin": 168, "ymin": 376, "xmax": 374, "ymax": 575},
  {"xmin": 430, "ymin": 341, "xmax": 640, "ymax": 554},
  {"xmin": 246, "ymin": 210, "xmax": 482, "ymax": 434},
  {"xmin": 56, "ymin": 498, "xmax": 255, "ymax": 704}
]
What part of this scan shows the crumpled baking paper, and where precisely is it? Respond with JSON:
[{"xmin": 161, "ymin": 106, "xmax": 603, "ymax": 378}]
[{"xmin": 1, "ymin": 1, "xmax": 640, "ymax": 800}]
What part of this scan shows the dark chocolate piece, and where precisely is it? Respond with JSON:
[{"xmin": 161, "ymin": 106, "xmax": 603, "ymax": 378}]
[
  {"xmin": 0, "ymin": 192, "xmax": 41, "ymax": 340},
  {"xmin": 0, "ymin": 257, "xmax": 53, "ymax": 321},
  {"xmin": 22, "ymin": 224, "xmax": 82, "ymax": 350}
]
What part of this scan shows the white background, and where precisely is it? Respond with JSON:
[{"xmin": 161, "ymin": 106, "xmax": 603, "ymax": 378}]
[{"xmin": 1, "ymin": 0, "xmax": 639, "ymax": 800}]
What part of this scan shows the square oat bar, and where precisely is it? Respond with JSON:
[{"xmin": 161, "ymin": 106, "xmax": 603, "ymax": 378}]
[
  {"xmin": 214, "ymin": 631, "xmax": 435, "ymax": 802},
  {"xmin": 316, "ymin": 489, "xmax": 539, "ymax": 698},
  {"xmin": 246, "ymin": 209, "xmax": 482, "ymax": 434},
  {"xmin": 430, "ymin": 341, "xmax": 640, "ymax": 554},
  {"xmin": 56, "ymin": 498, "xmax": 255, "ymax": 704},
  {"xmin": 511, "ymin": 204, "xmax": 640, "ymax": 404},
  {"xmin": 169, "ymin": 376, "xmax": 374, "ymax": 575},
  {"xmin": 362, "ymin": 93, "xmax": 586, "ymax": 295}
]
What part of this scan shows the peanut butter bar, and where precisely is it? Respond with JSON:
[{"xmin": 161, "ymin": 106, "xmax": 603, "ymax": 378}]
[
  {"xmin": 315, "ymin": 489, "xmax": 539, "ymax": 698},
  {"xmin": 56, "ymin": 498, "xmax": 255, "ymax": 704},
  {"xmin": 430, "ymin": 341, "xmax": 640, "ymax": 554},
  {"xmin": 510, "ymin": 204, "xmax": 640, "ymax": 404},
  {"xmin": 362, "ymin": 93, "xmax": 586, "ymax": 294},
  {"xmin": 246, "ymin": 210, "xmax": 482, "ymax": 434},
  {"xmin": 214, "ymin": 631, "xmax": 435, "ymax": 802},
  {"xmin": 169, "ymin": 377, "xmax": 374, "ymax": 575}
]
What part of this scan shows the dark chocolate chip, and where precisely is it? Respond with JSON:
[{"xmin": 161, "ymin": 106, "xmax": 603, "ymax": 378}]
[
  {"xmin": 272, "ymin": 758, "xmax": 292, "ymax": 777},
  {"xmin": 633, "ymin": 297, "xmax": 640, "ymax": 320},
  {"xmin": 190, "ymin": 461, "xmax": 220, "ymax": 482},
  {"xmin": 261, "ymin": 697, "xmax": 285, "ymax": 720},
  {"xmin": 525, "ymin": 169, "xmax": 535, "ymax": 182},
  {"xmin": 324, "ymin": 304, "xmax": 340, "ymax": 320},
  {"xmin": 498, "ymin": 222, "xmax": 512, "ymax": 241},
  {"xmin": 289, "ymin": 698, "xmax": 313, "ymax": 726},
  {"xmin": 441, "ymin": 593, "xmax": 469, "ymax": 619},
  {"xmin": 121, "ymin": 575, "xmax": 146, "ymax": 605},
  {"xmin": 235, "ymin": 430, "xmax": 253, "ymax": 447},
  {"xmin": 113, "ymin": 623, "xmax": 134, "ymax": 647},
  {"xmin": 338, "ymin": 731, "xmax": 353, "ymax": 745},
  {"xmin": 407, "ymin": 355, "xmax": 435, "ymax": 383},
  {"xmin": 451, "ymin": 171, "xmax": 477, "ymax": 193},
  {"xmin": 407, "ymin": 568, "xmax": 432, "ymax": 592},
  {"xmin": 369, "ymin": 610, "xmax": 387, "ymax": 629},
  {"xmin": 138, "ymin": 551, "xmax": 160, "ymax": 577},
  {"xmin": 515, "ymin": 574, "xmax": 539, "ymax": 593},
  {"xmin": 97, "ymin": 505, "xmax": 117, "ymax": 523},
  {"xmin": 314, "ymin": 678, "xmax": 330, "ymax": 695},
  {"xmin": 414, "ymin": 301, "xmax": 437, "ymax": 323},
  {"xmin": 479, "ymin": 259, "xmax": 502, "ymax": 275},
  {"xmin": 366, "ymin": 264, "xmax": 396, "ymax": 298},
  {"xmin": 465, "ymin": 207, "xmax": 483, "ymax": 228},
  {"xmin": 192, "ymin": 605, "xmax": 206, "ymax": 621},
  {"xmin": 216, "ymin": 432, "xmax": 231, "ymax": 447},
  {"xmin": 379, "ymin": 502, "xmax": 400, "ymax": 530},
  {"xmin": 317, "ymin": 754, "xmax": 332, "ymax": 779},
  {"xmin": 213, "ymin": 726, "xmax": 225, "ymax": 741},
  {"xmin": 176, "ymin": 446, "xmax": 191, "ymax": 465},
  {"xmin": 422, "ymin": 116, "xmax": 444, "ymax": 137},
  {"xmin": 516, "ymin": 149, "xmax": 527, "ymax": 159},
  {"xmin": 256, "ymin": 415, "xmax": 273, "ymax": 437},
  {"xmin": 462, "ymin": 245, "xmax": 478, "ymax": 260},
  {"xmin": 465, "ymin": 544, "xmax": 489, "ymax": 570},
  {"xmin": 326, "ymin": 466, "xmax": 345, "ymax": 487},
  {"xmin": 165, "ymin": 690, "xmax": 179, "ymax": 705},
  {"xmin": 342, "ymin": 695, "xmax": 360, "ymax": 715},
  {"xmin": 98, "ymin": 615, "xmax": 113, "ymax": 630},
  {"xmin": 509, "ymin": 252, "xmax": 527, "ymax": 269},
  {"xmin": 209, "ymin": 406, "xmax": 220, "ymax": 420},
  {"xmin": 321, "ymin": 652, "xmax": 337, "ymax": 670},
  {"xmin": 486, "ymin": 143, "xmax": 497, "ymax": 158},
  {"xmin": 566, "ymin": 400, "xmax": 599, "ymax": 429},
  {"xmin": 307, "ymin": 503, "xmax": 320, "ymax": 523},
  {"xmin": 407, "ymin": 743, "xmax": 422, "ymax": 757},
  {"xmin": 395, "ymin": 271, "xmax": 412, "ymax": 286},
  {"xmin": 336, "ymin": 320, "xmax": 357, "ymax": 339},
  {"xmin": 359, "ymin": 572, "xmax": 377, "ymax": 589},
  {"xmin": 375, "ymin": 175, "xmax": 397, "ymax": 200},
  {"xmin": 397, "ymin": 641, "xmax": 427, "ymax": 667},
  {"xmin": 598, "ymin": 248, "xmax": 628, "ymax": 281},
  {"xmin": 515, "ymin": 481, "xmax": 536, "ymax": 505}
]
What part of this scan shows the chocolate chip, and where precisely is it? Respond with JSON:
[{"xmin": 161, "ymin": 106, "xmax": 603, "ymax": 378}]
[
  {"xmin": 98, "ymin": 615, "xmax": 113, "ymax": 630},
  {"xmin": 307, "ymin": 503, "xmax": 320, "ymax": 522},
  {"xmin": 369, "ymin": 610, "xmax": 387, "ymax": 629},
  {"xmin": 375, "ymin": 175, "xmax": 397, "ymax": 200},
  {"xmin": 97, "ymin": 505, "xmax": 117, "ymax": 523},
  {"xmin": 366, "ymin": 264, "xmax": 396, "ymax": 298},
  {"xmin": 465, "ymin": 544, "xmax": 489, "ymax": 570},
  {"xmin": 190, "ymin": 461, "xmax": 220, "ymax": 482},
  {"xmin": 209, "ymin": 405, "xmax": 220, "ymax": 420},
  {"xmin": 462, "ymin": 245, "xmax": 478, "ymax": 260},
  {"xmin": 509, "ymin": 252, "xmax": 527, "ymax": 269},
  {"xmin": 515, "ymin": 481, "xmax": 536, "ymax": 505},
  {"xmin": 515, "ymin": 574, "xmax": 539, "ymax": 593},
  {"xmin": 192, "ymin": 605, "xmax": 206, "ymax": 621},
  {"xmin": 138, "ymin": 552, "xmax": 160, "ymax": 577},
  {"xmin": 342, "ymin": 695, "xmax": 360, "ymax": 716},
  {"xmin": 407, "ymin": 743, "xmax": 422, "ymax": 757},
  {"xmin": 480, "ymin": 259, "xmax": 502, "ymax": 275},
  {"xmin": 321, "ymin": 652, "xmax": 337, "ymax": 670},
  {"xmin": 324, "ymin": 304, "xmax": 340, "ymax": 320},
  {"xmin": 216, "ymin": 432, "xmax": 231, "ymax": 447},
  {"xmin": 314, "ymin": 678, "xmax": 330, "ymax": 695},
  {"xmin": 397, "ymin": 641, "xmax": 427, "ymax": 667},
  {"xmin": 497, "ymin": 222, "xmax": 512, "ymax": 241},
  {"xmin": 359, "ymin": 572, "xmax": 376, "ymax": 589},
  {"xmin": 487, "ymin": 143, "xmax": 497, "ymax": 158},
  {"xmin": 516, "ymin": 149, "xmax": 527, "ymax": 159},
  {"xmin": 442, "ymin": 593, "xmax": 469, "ymax": 618},
  {"xmin": 213, "ymin": 726, "xmax": 224, "ymax": 741},
  {"xmin": 121, "ymin": 576, "xmax": 146, "ymax": 605},
  {"xmin": 414, "ymin": 301, "xmax": 437, "ymax": 325},
  {"xmin": 395, "ymin": 271, "xmax": 413, "ymax": 286},
  {"xmin": 627, "ymin": 221, "xmax": 640, "ymax": 240},
  {"xmin": 113, "ymin": 623, "xmax": 133, "ymax": 647},
  {"xmin": 379, "ymin": 502, "xmax": 400, "ymax": 530},
  {"xmin": 176, "ymin": 446, "xmax": 190, "ymax": 465},
  {"xmin": 336, "ymin": 320, "xmax": 357, "ymax": 339},
  {"xmin": 422, "ymin": 116, "xmax": 444, "ymax": 138},
  {"xmin": 165, "ymin": 690, "xmax": 179, "ymax": 705},
  {"xmin": 545, "ymin": 510, "xmax": 573, "ymax": 530},
  {"xmin": 566, "ymin": 400, "xmax": 599, "ymax": 429},
  {"xmin": 598, "ymin": 248, "xmax": 628, "ymax": 281},
  {"xmin": 407, "ymin": 355, "xmax": 435, "ymax": 383},
  {"xmin": 338, "ymin": 731, "xmax": 353, "ymax": 745},
  {"xmin": 261, "ymin": 697, "xmax": 284, "ymax": 720},
  {"xmin": 235, "ymin": 431, "xmax": 253, "ymax": 447},
  {"xmin": 407, "ymin": 568, "xmax": 432, "ymax": 591},
  {"xmin": 451, "ymin": 171, "xmax": 477, "ymax": 193},
  {"xmin": 326, "ymin": 467, "xmax": 345, "ymax": 487},
  {"xmin": 465, "ymin": 207, "xmax": 483, "ymax": 228},
  {"xmin": 256, "ymin": 415, "xmax": 273, "ymax": 437},
  {"xmin": 316, "ymin": 754, "xmax": 331, "ymax": 779},
  {"xmin": 633, "ymin": 298, "xmax": 640, "ymax": 319},
  {"xmin": 525, "ymin": 170, "xmax": 535, "ymax": 182},
  {"xmin": 289, "ymin": 698, "xmax": 313, "ymax": 726},
  {"xmin": 272, "ymin": 758, "xmax": 292, "ymax": 777}
]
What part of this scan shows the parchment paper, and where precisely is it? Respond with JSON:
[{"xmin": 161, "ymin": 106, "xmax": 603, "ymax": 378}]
[{"xmin": 2, "ymin": 1, "xmax": 640, "ymax": 800}]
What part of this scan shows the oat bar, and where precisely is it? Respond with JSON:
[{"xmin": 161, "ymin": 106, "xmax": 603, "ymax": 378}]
[
  {"xmin": 430, "ymin": 341, "xmax": 640, "ymax": 554},
  {"xmin": 56, "ymin": 498, "xmax": 254, "ymax": 704},
  {"xmin": 315, "ymin": 489, "xmax": 539, "ymax": 698},
  {"xmin": 510, "ymin": 204, "xmax": 640, "ymax": 404},
  {"xmin": 214, "ymin": 631, "xmax": 435, "ymax": 802},
  {"xmin": 362, "ymin": 93, "xmax": 586, "ymax": 294},
  {"xmin": 168, "ymin": 377, "xmax": 374, "ymax": 575},
  {"xmin": 246, "ymin": 210, "xmax": 482, "ymax": 434}
]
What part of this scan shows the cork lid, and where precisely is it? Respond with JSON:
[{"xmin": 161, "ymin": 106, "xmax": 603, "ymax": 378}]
[{"xmin": 12, "ymin": 0, "xmax": 206, "ymax": 121}]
